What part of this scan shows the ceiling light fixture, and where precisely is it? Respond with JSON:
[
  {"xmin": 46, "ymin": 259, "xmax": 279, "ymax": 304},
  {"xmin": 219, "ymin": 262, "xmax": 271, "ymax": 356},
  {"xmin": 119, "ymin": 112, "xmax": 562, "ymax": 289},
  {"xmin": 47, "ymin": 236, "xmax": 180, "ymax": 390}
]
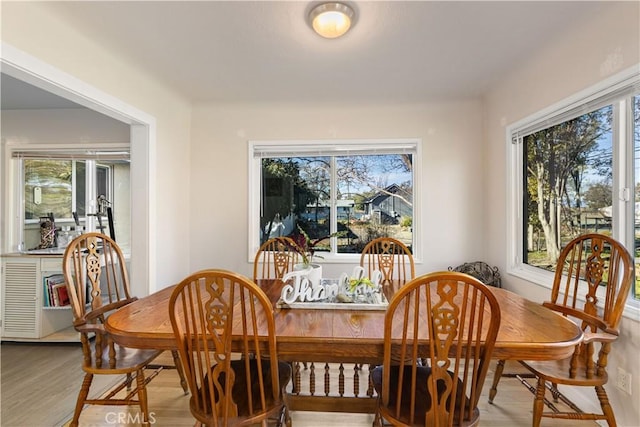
[{"xmin": 309, "ymin": 2, "xmax": 355, "ymax": 39}]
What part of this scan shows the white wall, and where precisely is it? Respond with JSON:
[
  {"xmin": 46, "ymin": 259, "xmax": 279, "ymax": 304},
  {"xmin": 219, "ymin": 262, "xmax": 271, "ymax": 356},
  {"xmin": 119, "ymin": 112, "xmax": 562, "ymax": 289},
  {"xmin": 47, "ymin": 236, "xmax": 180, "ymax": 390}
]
[
  {"xmin": 189, "ymin": 101, "xmax": 485, "ymax": 279},
  {"xmin": 1, "ymin": 2, "xmax": 193, "ymax": 292},
  {"xmin": 484, "ymin": 2, "xmax": 640, "ymax": 425}
]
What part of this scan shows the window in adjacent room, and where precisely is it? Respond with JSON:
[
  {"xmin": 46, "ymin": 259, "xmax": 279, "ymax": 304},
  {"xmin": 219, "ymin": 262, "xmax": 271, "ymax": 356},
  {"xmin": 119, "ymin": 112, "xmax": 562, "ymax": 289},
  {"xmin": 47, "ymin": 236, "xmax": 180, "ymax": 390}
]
[
  {"xmin": 13, "ymin": 148, "xmax": 130, "ymax": 252},
  {"xmin": 249, "ymin": 139, "xmax": 420, "ymax": 262}
]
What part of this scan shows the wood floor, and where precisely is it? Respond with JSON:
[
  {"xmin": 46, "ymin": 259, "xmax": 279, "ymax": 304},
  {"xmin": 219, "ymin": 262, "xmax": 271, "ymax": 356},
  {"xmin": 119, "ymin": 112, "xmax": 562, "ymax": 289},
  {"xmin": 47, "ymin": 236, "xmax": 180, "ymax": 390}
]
[
  {"xmin": 0, "ymin": 342, "xmax": 116, "ymax": 427},
  {"xmin": 1, "ymin": 343, "xmax": 598, "ymax": 427}
]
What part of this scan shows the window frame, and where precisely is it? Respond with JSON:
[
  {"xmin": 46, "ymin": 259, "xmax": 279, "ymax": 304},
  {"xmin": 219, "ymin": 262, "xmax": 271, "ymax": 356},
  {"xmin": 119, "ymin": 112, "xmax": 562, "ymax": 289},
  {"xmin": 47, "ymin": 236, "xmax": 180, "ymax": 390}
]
[
  {"xmin": 248, "ymin": 138, "xmax": 422, "ymax": 264},
  {"xmin": 506, "ymin": 65, "xmax": 640, "ymax": 316},
  {"xmin": 6, "ymin": 143, "xmax": 128, "ymax": 253},
  {"xmin": 22, "ymin": 159, "xmax": 112, "ymax": 224}
]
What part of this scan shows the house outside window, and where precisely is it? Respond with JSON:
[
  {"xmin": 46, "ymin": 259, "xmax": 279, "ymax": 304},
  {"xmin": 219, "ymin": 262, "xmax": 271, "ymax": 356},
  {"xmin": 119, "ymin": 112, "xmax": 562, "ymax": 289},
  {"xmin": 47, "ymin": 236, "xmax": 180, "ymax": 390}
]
[
  {"xmin": 249, "ymin": 139, "xmax": 420, "ymax": 262},
  {"xmin": 507, "ymin": 66, "xmax": 640, "ymax": 307}
]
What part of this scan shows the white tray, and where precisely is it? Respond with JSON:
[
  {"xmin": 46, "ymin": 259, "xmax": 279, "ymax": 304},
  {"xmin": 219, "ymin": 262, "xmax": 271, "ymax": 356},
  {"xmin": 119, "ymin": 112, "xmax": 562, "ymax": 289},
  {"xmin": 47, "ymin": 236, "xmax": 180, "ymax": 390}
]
[{"xmin": 276, "ymin": 294, "xmax": 388, "ymax": 311}]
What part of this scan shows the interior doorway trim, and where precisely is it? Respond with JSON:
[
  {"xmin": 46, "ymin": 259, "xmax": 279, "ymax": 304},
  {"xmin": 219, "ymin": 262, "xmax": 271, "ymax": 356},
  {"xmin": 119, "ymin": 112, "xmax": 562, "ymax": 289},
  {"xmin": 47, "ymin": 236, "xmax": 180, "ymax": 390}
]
[{"xmin": 1, "ymin": 42, "xmax": 156, "ymax": 296}]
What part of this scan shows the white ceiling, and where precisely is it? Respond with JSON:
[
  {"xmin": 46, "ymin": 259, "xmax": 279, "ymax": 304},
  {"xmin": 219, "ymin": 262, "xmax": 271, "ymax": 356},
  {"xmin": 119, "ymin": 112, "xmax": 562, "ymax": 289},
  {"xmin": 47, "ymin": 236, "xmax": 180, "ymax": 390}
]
[{"xmin": 3, "ymin": 1, "xmax": 604, "ymax": 107}]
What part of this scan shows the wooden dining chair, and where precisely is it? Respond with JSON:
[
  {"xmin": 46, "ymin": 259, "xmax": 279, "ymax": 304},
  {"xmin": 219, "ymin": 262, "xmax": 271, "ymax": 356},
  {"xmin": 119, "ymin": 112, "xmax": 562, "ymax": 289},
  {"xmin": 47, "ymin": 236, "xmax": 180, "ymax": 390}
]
[
  {"xmin": 488, "ymin": 233, "xmax": 634, "ymax": 427},
  {"xmin": 372, "ymin": 271, "xmax": 501, "ymax": 427},
  {"xmin": 253, "ymin": 236, "xmax": 309, "ymax": 373},
  {"xmin": 169, "ymin": 269, "xmax": 292, "ymax": 427},
  {"xmin": 253, "ymin": 236, "xmax": 300, "ymax": 282},
  {"xmin": 62, "ymin": 232, "xmax": 170, "ymax": 427},
  {"xmin": 360, "ymin": 237, "xmax": 415, "ymax": 287}
]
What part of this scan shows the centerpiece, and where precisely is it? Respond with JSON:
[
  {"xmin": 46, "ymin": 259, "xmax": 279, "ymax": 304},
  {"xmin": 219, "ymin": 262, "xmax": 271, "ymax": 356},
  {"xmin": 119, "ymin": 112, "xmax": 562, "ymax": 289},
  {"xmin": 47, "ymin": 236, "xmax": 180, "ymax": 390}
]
[
  {"xmin": 287, "ymin": 225, "xmax": 346, "ymax": 286},
  {"xmin": 279, "ymin": 265, "xmax": 387, "ymax": 309},
  {"xmin": 277, "ymin": 227, "xmax": 387, "ymax": 309},
  {"xmin": 337, "ymin": 267, "xmax": 383, "ymax": 303}
]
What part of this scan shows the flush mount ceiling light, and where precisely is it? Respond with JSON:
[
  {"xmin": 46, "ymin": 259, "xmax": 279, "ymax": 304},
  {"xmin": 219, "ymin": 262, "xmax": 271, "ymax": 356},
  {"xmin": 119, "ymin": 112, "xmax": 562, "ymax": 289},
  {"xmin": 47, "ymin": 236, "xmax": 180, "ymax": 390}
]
[{"xmin": 309, "ymin": 2, "xmax": 355, "ymax": 39}]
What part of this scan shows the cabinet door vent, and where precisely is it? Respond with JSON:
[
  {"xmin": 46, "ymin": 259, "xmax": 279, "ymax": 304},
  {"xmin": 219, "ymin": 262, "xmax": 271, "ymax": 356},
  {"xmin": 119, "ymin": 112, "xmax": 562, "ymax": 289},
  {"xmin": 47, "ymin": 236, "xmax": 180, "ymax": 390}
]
[{"xmin": 3, "ymin": 262, "xmax": 38, "ymax": 337}]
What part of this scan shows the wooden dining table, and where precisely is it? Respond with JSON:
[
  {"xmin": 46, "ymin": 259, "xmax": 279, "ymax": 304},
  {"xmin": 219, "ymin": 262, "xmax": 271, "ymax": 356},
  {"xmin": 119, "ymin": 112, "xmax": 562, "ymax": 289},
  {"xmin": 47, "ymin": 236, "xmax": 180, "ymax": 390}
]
[
  {"xmin": 105, "ymin": 279, "xmax": 583, "ymax": 413},
  {"xmin": 107, "ymin": 280, "xmax": 581, "ymax": 361}
]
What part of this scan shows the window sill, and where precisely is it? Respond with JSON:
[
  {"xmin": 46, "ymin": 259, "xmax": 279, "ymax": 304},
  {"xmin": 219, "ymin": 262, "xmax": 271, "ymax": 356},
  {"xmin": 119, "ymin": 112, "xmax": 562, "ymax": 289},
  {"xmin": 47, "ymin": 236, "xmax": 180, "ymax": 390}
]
[{"xmin": 507, "ymin": 264, "xmax": 640, "ymax": 323}]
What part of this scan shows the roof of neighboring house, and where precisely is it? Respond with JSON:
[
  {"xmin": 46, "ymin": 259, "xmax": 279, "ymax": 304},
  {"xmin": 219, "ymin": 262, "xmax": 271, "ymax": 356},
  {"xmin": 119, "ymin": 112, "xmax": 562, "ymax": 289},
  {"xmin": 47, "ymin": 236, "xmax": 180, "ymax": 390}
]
[
  {"xmin": 364, "ymin": 184, "xmax": 411, "ymax": 204},
  {"xmin": 600, "ymin": 203, "xmax": 640, "ymax": 222}
]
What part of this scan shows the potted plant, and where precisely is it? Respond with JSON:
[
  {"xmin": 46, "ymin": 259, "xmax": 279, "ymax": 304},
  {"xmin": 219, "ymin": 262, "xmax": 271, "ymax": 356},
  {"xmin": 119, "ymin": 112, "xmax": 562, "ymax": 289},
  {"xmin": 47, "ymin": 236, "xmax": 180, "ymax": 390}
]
[{"xmin": 288, "ymin": 225, "xmax": 346, "ymax": 286}]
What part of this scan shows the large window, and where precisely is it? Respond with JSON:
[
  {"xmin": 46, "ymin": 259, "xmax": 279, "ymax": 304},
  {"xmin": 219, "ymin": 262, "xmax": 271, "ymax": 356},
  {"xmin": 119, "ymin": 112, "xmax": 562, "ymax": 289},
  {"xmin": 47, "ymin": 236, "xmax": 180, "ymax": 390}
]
[
  {"xmin": 522, "ymin": 105, "xmax": 613, "ymax": 266},
  {"xmin": 508, "ymin": 67, "xmax": 640, "ymax": 306},
  {"xmin": 249, "ymin": 139, "xmax": 419, "ymax": 262}
]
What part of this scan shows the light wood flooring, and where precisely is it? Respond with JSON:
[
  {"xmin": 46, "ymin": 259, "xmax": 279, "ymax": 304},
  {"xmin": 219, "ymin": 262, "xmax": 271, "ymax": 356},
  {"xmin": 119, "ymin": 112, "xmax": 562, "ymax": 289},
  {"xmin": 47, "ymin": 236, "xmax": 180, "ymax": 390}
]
[
  {"xmin": 1, "ymin": 343, "xmax": 598, "ymax": 427},
  {"xmin": 1, "ymin": 342, "xmax": 116, "ymax": 427}
]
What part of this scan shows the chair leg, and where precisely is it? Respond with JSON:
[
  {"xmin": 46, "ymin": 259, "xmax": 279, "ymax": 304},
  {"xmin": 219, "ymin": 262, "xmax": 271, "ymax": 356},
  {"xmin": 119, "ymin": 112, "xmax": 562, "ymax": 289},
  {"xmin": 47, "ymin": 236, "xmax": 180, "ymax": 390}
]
[
  {"xmin": 372, "ymin": 396, "xmax": 384, "ymax": 427},
  {"xmin": 70, "ymin": 373, "xmax": 94, "ymax": 427},
  {"xmin": 532, "ymin": 378, "xmax": 546, "ymax": 427},
  {"xmin": 488, "ymin": 359, "xmax": 506, "ymax": 403},
  {"xmin": 373, "ymin": 411, "xmax": 384, "ymax": 427},
  {"xmin": 171, "ymin": 349, "xmax": 189, "ymax": 394},
  {"xmin": 272, "ymin": 405, "xmax": 291, "ymax": 427},
  {"xmin": 285, "ymin": 406, "xmax": 292, "ymax": 427},
  {"xmin": 596, "ymin": 385, "xmax": 617, "ymax": 427},
  {"xmin": 549, "ymin": 381, "xmax": 561, "ymax": 402},
  {"xmin": 136, "ymin": 368, "xmax": 151, "ymax": 426}
]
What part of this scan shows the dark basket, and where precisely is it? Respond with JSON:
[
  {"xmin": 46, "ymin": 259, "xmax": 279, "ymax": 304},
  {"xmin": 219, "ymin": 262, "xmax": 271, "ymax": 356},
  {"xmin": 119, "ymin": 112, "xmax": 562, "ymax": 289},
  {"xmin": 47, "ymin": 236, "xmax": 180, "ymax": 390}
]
[{"xmin": 448, "ymin": 261, "xmax": 501, "ymax": 288}]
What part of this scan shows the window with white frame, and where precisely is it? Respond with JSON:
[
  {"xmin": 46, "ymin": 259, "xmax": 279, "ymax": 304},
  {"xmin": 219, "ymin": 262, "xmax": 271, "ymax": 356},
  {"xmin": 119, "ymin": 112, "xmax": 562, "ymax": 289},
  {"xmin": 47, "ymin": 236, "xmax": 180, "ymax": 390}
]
[
  {"xmin": 10, "ymin": 147, "xmax": 130, "ymax": 252},
  {"xmin": 507, "ymin": 66, "xmax": 640, "ymax": 304},
  {"xmin": 24, "ymin": 159, "xmax": 111, "ymax": 220},
  {"xmin": 249, "ymin": 139, "xmax": 419, "ymax": 262}
]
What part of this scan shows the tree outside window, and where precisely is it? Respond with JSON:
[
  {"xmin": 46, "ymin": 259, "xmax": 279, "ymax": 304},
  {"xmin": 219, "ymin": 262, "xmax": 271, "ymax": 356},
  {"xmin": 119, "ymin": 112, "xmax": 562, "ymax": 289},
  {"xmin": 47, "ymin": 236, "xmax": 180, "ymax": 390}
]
[
  {"xmin": 260, "ymin": 154, "xmax": 413, "ymax": 256},
  {"xmin": 524, "ymin": 105, "xmax": 612, "ymax": 267},
  {"xmin": 514, "ymin": 84, "xmax": 640, "ymax": 302}
]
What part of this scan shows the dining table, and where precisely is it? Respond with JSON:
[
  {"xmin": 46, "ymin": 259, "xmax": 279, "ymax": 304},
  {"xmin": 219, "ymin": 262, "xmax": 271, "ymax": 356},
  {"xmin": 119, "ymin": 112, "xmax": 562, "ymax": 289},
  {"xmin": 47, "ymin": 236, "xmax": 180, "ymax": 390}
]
[{"xmin": 105, "ymin": 277, "xmax": 583, "ymax": 413}]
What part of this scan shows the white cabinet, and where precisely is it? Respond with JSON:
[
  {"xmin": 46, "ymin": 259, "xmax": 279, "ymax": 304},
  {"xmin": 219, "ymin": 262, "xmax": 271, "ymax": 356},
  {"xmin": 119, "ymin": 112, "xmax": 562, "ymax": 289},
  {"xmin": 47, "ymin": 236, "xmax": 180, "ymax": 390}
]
[{"xmin": 1, "ymin": 254, "xmax": 77, "ymax": 341}]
